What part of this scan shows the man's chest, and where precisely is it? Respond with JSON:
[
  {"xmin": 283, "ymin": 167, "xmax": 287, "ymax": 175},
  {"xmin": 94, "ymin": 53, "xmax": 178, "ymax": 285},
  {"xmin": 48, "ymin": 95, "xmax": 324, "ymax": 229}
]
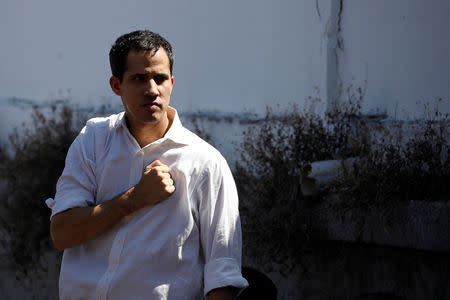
[{"xmin": 93, "ymin": 137, "xmax": 206, "ymax": 209}]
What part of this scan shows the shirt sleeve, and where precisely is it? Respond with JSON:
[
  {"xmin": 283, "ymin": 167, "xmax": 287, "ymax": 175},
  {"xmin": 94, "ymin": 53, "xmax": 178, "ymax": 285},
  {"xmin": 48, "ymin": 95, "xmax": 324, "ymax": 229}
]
[
  {"xmin": 198, "ymin": 155, "xmax": 249, "ymax": 296},
  {"xmin": 45, "ymin": 124, "xmax": 97, "ymax": 219}
]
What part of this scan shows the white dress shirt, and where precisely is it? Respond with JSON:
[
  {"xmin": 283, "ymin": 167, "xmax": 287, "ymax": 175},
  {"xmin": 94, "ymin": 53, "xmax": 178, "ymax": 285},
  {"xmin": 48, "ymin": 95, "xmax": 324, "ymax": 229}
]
[{"xmin": 46, "ymin": 107, "xmax": 248, "ymax": 300}]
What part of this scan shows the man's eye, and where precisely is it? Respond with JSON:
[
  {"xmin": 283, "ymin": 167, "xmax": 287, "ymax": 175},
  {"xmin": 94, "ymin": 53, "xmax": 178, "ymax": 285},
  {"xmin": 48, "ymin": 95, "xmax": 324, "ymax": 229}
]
[
  {"xmin": 154, "ymin": 75, "xmax": 166, "ymax": 84},
  {"xmin": 135, "ymin": 75, "xmax": 145, "ymax": 81}
]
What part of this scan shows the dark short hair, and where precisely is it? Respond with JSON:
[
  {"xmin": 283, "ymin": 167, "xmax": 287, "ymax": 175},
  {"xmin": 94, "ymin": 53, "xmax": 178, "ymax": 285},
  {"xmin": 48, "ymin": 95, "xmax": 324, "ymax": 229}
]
[{"xmin": 109, "ymin": 30, "xmax": 174, "ymax": 82}]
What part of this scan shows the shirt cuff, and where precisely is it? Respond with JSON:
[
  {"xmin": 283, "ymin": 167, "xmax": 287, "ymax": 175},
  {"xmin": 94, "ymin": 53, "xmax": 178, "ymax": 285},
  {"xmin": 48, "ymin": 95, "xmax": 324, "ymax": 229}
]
[
  {"xmin": 204, "ymin": 258, "xmax": 249, "ymax": 296},
  {"xmin": 46, "ymin": 194, "xmax": 93, "ymax": 220}
]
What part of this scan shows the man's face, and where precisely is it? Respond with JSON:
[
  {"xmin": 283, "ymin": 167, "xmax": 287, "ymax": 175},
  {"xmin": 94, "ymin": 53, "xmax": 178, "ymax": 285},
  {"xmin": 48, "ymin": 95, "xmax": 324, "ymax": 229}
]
[{"xmin": 110, "ymin": 48, "xmax": 174, "ymax": 128}]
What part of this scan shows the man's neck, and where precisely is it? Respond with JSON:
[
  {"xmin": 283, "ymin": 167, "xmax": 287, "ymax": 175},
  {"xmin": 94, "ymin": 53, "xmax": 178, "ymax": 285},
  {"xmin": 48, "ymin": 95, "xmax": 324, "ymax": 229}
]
[{"xmin": 126, "ymin": 111, "xmax": 174, "ymax": 148}]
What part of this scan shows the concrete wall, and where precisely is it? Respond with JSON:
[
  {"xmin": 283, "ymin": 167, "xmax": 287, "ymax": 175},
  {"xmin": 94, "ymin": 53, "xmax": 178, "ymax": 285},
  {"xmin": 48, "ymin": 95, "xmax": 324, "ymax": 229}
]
[
  {"xmin": 3, "ymin": 0, "xmax": 450, "ymax": 136},
  {"xmin": 253, "ymin": 241, "xmax": 450, "ymax": 300},
  {"xmin": 0, "ymin": 0, "xmax": 331, "ymax": 115},
  {"xmin": 334, "ymin": 0, "xmax": 450, "ymax": 117}
]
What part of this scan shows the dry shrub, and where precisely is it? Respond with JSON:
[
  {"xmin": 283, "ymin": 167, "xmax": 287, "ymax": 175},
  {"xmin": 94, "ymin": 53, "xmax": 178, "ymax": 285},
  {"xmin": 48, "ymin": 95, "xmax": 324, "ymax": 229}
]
[
  {"xmin": 235, "ymin": 96, "xmax": 449, "ymax": 268},
  {"xmin": 0, "ymin": 104, "xmax": 84, "ymax": 276}
]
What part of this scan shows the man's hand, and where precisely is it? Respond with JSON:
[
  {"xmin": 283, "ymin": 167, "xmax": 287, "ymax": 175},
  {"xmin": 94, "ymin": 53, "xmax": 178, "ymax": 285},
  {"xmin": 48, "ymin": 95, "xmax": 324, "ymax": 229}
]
[{"xmin": 129, "ymin": 160, "xmax": 175, "ymax": 211}]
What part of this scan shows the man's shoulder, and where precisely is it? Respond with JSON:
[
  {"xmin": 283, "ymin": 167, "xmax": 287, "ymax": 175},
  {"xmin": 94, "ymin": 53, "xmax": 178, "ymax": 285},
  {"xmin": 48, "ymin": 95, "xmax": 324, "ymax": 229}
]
[
  {"xmin": 179, "ymin": 126, "xmax": 221, "ymax": 156},
  {"xmin": 176, "ymin": 126, "xmax": 231, "ymax": 173},
  {"xmin": 74, "ymin": 112, "xmax": 124, "ymax": 153},
  {"xmin": 84, "ymin": 112, "xmax": 124, "ymax": 131}
]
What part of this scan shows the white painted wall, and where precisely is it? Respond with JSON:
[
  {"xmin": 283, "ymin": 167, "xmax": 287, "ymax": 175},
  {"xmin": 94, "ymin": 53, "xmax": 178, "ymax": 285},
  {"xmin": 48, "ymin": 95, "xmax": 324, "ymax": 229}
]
[
  {"xmin": 337, "ymin": 0, "xmax": 450, "ymax": 118},
  {"xmin": 0, "ymin": 0, "xmax": 330, "ymax": 116},
  {"xmin": 1, "ymin": 0, "xmax": 449, "ymax": 125}
]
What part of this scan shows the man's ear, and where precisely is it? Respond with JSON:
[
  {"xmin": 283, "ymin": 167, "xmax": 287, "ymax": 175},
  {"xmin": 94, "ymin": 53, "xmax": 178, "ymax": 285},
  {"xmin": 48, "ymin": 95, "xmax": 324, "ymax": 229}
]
[{"xmin": 110, "ymin": 76, "xmax": 121, "ymax": 96}]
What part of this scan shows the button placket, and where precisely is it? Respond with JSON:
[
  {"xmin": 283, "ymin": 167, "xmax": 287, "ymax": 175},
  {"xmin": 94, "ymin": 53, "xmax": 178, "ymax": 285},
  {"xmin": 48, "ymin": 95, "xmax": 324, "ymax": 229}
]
[
  {"xmin": 94, "ymin": 221, "xmax": 127, "ymax": 299},
  {"xmin": 94, "ymin": 150, "xmax": 144, "ymax": 300},
  {"xmin": 131, "ymin": 150, "xmax": 145, "ymax": 187}
]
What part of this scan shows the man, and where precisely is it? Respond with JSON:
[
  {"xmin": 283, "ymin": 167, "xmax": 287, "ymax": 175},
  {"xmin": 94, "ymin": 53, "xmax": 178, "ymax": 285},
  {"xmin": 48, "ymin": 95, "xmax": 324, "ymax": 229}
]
[{"xmin": 46, "ymin": 30, "xmax": 248, "ymax": 300}]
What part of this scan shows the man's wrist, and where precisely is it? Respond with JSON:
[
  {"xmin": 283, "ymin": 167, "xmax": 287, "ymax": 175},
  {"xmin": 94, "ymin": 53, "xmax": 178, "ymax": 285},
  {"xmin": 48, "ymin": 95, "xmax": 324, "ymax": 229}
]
[{"xmin": 117, "ymin": 187, "xmax": 140, "ymax": 216}]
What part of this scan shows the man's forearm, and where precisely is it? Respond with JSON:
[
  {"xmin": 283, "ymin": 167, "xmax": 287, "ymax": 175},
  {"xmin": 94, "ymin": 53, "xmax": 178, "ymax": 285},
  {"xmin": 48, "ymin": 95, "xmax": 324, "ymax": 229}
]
[
  {"xmin": 50, "ymin": 160, "xmax": 175, "ymax": 251},
  {"xmin": 50, "ymin": 187, "xmax": 136, "ymax": 251}
]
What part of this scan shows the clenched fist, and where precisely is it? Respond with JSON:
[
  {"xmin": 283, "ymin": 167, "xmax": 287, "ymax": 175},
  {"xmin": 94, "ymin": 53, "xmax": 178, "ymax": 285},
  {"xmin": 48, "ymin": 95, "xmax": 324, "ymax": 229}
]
[{"xmin": 129, "ymin": 160, "xmax": 175, "ymax": 210}]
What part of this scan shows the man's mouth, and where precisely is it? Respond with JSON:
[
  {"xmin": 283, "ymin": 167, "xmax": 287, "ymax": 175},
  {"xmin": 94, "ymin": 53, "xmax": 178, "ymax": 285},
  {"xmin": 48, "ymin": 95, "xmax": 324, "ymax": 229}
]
[{"xmin": 141, "ymin": 100, "xmax": 161, "ymax": 110}]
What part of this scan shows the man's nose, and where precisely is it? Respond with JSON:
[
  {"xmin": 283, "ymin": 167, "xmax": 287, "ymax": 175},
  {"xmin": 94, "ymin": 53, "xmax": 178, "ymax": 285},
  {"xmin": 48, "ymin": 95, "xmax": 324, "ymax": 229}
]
[{"xmin": 144, "ymin": 79, "xmax": 159, "ymax": 96}]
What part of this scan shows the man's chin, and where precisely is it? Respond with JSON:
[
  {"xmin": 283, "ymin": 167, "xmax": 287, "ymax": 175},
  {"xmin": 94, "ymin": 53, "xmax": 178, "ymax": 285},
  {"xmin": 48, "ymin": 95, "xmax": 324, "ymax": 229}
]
[
  {"xmin": 125, "ymin": 109, "xmax": 168, "ymax": 127},
  {"xmin": 141, "ymin": 111, "xmax": 167, "ymax": 124},
  {"xmin": 141, "ymin": 116, "xmax": 160, "ymax": 124}
]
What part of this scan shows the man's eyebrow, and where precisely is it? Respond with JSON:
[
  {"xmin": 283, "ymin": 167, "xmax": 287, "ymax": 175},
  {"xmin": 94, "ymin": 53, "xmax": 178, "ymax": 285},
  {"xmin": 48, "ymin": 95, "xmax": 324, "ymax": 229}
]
[
  {"xmin": 129, "ymin": 73, "xmax": 147, "ymax": 80},
  {"xmin": 156, "ymin": 73, "xmax": 170, "ymax": 78},
  {"xmin": 131, "ymin": 72, "xmax": 169, "ymax": 77}
]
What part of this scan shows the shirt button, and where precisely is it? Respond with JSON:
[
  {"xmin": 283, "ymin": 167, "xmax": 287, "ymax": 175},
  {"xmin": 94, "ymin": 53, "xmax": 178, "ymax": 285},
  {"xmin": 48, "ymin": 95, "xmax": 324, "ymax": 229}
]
[{"xmin": 137, "ymin": 151, "xmax": 144, "ymax": 157}]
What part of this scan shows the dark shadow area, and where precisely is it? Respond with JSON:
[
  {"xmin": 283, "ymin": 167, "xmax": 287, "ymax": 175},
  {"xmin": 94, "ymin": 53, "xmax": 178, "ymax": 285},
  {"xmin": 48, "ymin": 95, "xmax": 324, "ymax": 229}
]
[
  {"xmin": 355, "ymin": 292, "xmax": 405, "ymax": 300},
  {"xmin": 238, "ymin": 267, "xmax": 277, "ymax": 300}
]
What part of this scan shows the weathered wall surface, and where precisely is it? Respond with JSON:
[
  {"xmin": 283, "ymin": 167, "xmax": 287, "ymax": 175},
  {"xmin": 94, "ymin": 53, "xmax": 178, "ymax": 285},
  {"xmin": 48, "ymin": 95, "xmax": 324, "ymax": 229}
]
[
  {"xmin": 334, "ymin": 0, "xmax": 450, "ymax": 117},
  {"xmin": 312, "ymin": 199, "xmax": 450, "ymax": 253},
  {"xmin": 255, "ymin": 242, "xmax": 450, "ymax": 300},
  {"xmin": 0, "ymin": 0, "xmax": 331, "ymax": 115},
  {"xmin": 243, "ymin": 199, "xmax": 450, "ymax": 299}
]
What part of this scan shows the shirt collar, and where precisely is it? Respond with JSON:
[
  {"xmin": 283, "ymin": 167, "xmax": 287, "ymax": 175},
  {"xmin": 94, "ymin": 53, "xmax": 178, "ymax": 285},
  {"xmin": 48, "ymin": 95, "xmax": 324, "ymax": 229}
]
[{"xmin": 114, "ymin": 107, "xmax": 191, "ymax": 146}]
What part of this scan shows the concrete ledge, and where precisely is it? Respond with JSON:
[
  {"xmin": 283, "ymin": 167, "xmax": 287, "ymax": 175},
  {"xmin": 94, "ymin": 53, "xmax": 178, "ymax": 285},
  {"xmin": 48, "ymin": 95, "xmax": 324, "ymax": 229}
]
[{"xmin": 310, "ymin": 198, "xmax": 450, "ymax": 253}]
